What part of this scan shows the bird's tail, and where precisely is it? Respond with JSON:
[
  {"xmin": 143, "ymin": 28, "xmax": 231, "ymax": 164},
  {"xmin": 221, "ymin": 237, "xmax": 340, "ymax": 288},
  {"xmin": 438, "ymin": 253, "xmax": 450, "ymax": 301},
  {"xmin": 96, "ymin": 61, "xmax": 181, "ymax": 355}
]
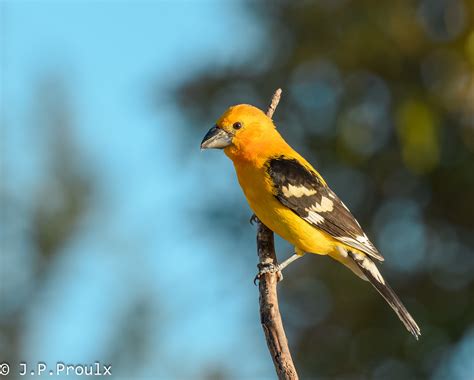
[{"xmin": 346, "ymin": 250, "xmax": 421, "ymax": 339}]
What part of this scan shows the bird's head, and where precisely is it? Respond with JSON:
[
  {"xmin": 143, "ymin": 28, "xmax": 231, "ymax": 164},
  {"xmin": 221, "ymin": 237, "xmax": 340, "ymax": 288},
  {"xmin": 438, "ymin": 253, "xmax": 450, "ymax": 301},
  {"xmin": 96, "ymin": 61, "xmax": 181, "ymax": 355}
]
[{"xmin": 201, "ymin": 104, "xmax": 279, "ymax": 160}]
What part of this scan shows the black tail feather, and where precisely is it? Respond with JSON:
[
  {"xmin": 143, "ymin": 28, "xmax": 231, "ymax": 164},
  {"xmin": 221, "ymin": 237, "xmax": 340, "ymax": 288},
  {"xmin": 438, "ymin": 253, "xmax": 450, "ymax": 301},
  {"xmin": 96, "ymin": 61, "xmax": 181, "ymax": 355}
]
[{"xmin": 347, "ymin": 250, "xmax": 421, "ymax": 339}]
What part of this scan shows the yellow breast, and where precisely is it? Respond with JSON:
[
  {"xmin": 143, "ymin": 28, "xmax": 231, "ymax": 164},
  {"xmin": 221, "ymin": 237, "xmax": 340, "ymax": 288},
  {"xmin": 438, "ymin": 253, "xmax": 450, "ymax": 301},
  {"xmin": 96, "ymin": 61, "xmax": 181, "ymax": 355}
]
[{"xmin": 233, "ymin": 161, "xmax": 335, "ymax": 255}]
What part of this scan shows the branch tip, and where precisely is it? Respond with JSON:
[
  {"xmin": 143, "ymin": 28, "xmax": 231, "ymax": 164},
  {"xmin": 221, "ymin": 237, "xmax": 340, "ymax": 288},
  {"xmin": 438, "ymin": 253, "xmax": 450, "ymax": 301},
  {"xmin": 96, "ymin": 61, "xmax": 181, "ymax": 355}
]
[{"xmin": 267, "ymin": 88, "xmax": 282, "ymax": 118}]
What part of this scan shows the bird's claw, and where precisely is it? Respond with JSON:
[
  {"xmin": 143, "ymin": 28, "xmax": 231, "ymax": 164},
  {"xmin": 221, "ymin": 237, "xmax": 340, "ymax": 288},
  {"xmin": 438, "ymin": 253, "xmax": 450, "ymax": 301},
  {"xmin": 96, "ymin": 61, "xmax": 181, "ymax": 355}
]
[
  {"xmin": 249, "ymin": 214, "xmax": 259, "ymax": 225},
  {"xmin": 253, "ymin": 262, "xmax": 283, "ymax": 285}
]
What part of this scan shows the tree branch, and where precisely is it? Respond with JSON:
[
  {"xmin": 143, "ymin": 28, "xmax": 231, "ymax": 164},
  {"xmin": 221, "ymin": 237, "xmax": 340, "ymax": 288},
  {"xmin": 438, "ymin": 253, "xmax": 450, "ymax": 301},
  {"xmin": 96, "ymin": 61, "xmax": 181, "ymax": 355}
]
[{"xmin": 256, "ymin": 89, "xmax": 298, "ymax": 380}]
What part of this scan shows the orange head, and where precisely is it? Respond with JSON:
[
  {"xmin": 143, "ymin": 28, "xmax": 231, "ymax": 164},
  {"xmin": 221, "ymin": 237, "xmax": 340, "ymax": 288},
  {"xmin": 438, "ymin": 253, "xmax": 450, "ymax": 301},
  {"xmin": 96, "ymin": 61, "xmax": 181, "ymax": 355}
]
[{"xmin": 201, "ymin": 104, "xmax": 285, "ymax": 162}]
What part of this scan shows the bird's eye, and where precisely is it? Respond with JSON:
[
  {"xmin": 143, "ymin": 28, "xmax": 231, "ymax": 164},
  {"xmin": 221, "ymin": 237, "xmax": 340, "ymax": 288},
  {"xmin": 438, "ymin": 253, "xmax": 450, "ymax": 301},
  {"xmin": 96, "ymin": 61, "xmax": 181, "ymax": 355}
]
[{"xmin": 233, "ymin": 122, "xmax": 242, "ymax": 130}]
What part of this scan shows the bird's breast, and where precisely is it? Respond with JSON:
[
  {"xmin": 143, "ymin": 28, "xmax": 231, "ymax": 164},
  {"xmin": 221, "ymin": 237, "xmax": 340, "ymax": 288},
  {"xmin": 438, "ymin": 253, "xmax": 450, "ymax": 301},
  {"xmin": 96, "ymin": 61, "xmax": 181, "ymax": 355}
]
[{"xmin": 233, "ymin": 161, "xmax": 334, "ymax": 254}]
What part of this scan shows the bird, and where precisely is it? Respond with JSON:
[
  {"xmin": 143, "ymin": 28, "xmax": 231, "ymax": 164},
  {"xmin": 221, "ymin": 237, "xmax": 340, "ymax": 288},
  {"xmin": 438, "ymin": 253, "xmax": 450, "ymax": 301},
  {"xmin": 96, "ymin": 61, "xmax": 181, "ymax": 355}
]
[{"xmin": 200, "ymin": 103, "xmax": 421, "ymax": 339}]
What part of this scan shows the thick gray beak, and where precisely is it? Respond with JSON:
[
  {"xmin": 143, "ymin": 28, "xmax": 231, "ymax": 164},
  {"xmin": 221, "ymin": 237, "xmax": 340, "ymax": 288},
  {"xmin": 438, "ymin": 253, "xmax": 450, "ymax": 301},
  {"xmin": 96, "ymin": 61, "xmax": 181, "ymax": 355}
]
[{"xmin": 200, "ymin": 126, "xmax": 233, "ymax": 150}]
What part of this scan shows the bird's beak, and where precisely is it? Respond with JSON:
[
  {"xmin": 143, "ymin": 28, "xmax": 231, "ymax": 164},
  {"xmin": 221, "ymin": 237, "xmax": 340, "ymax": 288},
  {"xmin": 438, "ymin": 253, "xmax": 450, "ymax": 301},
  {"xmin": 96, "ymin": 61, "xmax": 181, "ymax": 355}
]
[{"xmin": 200, "ymin": 125, "xmax": 233, "ymax": 150}]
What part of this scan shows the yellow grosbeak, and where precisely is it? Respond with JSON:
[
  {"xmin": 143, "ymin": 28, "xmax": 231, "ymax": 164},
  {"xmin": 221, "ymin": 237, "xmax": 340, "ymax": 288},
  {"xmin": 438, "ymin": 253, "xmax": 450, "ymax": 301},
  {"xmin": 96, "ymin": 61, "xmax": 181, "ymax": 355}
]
[{"xmin": 201, "ymin": 104, "xmax": 420, "ymax": 339}]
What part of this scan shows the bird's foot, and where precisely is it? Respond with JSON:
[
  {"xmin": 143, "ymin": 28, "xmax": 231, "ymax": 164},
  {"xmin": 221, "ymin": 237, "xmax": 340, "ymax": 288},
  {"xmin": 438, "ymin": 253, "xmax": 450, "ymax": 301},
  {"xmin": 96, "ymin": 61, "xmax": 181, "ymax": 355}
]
[
  {"xmin": 254, "ymin": 262, "xmax": 283, "ymax": 285},
  {"xmin": 249, "ymin": 214, "xmax": 259, "ymax": 225}
]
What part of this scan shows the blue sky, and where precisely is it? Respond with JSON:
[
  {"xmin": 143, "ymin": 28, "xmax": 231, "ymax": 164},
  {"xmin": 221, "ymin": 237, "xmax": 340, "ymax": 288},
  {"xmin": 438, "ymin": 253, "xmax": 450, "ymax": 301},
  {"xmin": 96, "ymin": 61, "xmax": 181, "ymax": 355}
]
[{"xmin": 3, "ymin": 1, "xmax": 276, "ymax": 378}]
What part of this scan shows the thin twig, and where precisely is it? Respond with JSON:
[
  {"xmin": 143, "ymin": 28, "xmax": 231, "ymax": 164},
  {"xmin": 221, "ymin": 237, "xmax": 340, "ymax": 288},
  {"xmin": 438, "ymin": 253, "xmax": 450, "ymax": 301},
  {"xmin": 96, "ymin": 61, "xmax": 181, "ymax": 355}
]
[
  {"xmin": 256, "ymin": 89, "xmax": 298, "ymax": 380},
  {"xmin": 267, "ymin": 88, "xmax": 282, "ymax": 118}
]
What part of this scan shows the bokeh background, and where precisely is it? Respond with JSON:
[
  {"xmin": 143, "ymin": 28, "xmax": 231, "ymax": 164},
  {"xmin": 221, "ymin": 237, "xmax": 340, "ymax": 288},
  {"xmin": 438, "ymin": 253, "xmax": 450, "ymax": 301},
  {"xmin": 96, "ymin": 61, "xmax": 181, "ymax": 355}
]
[{"xmin": 2, "ymin": 1, "xmax": 474, "ymax": 379}]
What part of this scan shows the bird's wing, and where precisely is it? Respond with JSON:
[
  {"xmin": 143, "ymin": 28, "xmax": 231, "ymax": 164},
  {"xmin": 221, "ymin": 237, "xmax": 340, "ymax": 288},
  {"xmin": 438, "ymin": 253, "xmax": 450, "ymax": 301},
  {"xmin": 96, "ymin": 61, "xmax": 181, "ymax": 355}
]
[{"xmin": 266, "ymin": 155, "xmax": 384, "ymax": 261}]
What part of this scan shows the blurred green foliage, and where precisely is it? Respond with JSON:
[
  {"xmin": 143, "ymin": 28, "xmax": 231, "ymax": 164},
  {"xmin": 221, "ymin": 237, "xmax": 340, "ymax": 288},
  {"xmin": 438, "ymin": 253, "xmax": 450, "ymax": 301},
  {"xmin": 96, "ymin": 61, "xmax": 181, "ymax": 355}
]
[{"xmin": 174, "ymin": 1, "xmax": 474, "ymax": 378}]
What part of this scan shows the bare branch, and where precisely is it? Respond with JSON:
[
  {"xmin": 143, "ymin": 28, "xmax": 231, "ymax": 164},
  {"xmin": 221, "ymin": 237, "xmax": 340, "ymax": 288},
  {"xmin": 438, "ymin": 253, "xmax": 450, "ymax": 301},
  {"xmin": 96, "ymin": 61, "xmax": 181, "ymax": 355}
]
[
  {"xmin": 256, "ymin": 89, "xmax": 298, "ymax": 380},
  {"xmin": 267, "ymin": 88, "xmax": 282, "ymax": 118}
]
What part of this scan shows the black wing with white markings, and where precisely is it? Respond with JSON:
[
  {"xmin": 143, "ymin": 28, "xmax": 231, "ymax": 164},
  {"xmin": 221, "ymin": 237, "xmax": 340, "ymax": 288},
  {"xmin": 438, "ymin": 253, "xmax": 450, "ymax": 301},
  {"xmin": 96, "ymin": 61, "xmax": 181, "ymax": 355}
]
[{"xmin": 267, "ymin": 156, "xmax": 384, "ymax": 261}]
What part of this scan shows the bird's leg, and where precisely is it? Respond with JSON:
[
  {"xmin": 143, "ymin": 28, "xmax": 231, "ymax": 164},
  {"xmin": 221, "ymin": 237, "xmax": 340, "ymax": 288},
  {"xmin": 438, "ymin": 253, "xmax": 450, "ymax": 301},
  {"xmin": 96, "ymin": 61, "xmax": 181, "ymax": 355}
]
[
  {"xmin": 254, "ymin": 252, "xmax": 305, "ymax": 284},
  {"xmin": 278, "ymin": 252, "xmax": 304, "ymax": 271},
  {"xmin": 249, "ymin": 213, "xmax": 259, "ymax": 225}
]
